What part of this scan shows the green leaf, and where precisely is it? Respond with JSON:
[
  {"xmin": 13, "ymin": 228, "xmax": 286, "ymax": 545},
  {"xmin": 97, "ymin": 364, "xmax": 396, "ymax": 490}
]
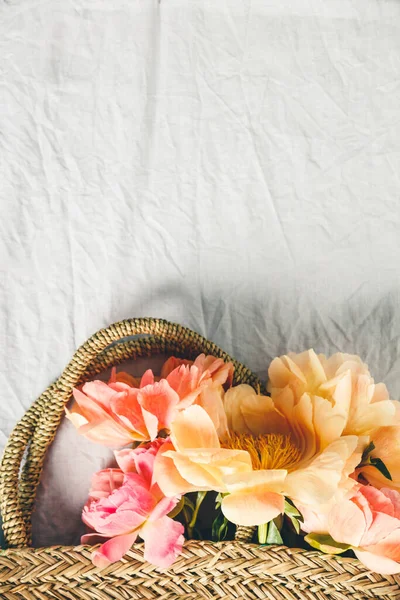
[
  {"xmin": 259, "ymin": 519, "xmax": 284, "ymax": 545},
  {"xmin": 370, "ymin": 457, "xmax": 392, "ymax": 481},
  {"xmin": 305, "ymin": 533, "xmax": 351, "ymax": 555},
  {"xmin": 211, "ymin": 511, "xmax": 229, "ymax": 541},
  {"xmin": 168, "ymin": 497, "xmax": 184, "ymax": 519},
  {"xmin": 266, "ymin": 520, "xmax": 283, "ymax": 545},
  {"xmin": 284, "ymin": 500, "xmax": 303, "ymax": 520},
  {"xmin": 258, "ymin": 523, "xmax": 268, "ymax": 544}
]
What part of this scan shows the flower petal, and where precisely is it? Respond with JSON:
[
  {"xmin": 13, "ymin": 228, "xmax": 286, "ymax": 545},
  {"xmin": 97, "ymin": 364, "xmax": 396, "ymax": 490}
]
[
  {"xmin": 355, "ymin": 549, "xmax": 400, "ymax": 575},
  {"xmin": 170, "ymin": 405, "xmax": 220, "ymax": 451},
  {"xmin": 91, "ymin": 532, "xmax": 138, "ymax": 568},
  {"xmin": 154, "ymin": 441, "xmax": 200, "ymax": 496},
  {"xmin": 222, "ymin": 489, "xmax": 284, "ymax": 526},
  {"xmin": 141, "ymin": 516, "xmax": 184, "ymax": 568},
  {"xmin": 284, "ymin": 436, "xmax": 358, "ymax": 505},
  {"xmin": 196, "ymin": 386, "xmax": 229, "ymax": 440},
  {"xmin": 138, "ymin": 380, "xmax": 180, "ymax": 432},
  {"xmin": 327, "ymin": 498, "xmax": 366, "ymax": 547}
]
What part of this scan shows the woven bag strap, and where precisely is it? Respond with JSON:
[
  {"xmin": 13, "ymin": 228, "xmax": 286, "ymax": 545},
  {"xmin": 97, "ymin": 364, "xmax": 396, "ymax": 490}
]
[{"xmin": 0, "ymin": 318, "xmax": 261, "ymax": 548}]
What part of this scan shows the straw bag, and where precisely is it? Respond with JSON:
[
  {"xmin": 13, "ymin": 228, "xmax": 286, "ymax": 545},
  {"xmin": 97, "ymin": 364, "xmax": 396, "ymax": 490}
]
[{"xmin": 1, "ymin": 318, "xmax": 400, "ymax": 600}]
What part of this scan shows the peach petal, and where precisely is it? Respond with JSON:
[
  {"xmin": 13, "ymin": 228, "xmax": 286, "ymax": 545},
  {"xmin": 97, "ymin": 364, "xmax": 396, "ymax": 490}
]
[
  {"xmin": 285, "ymin": 436, "xmax": 358, "ymax": 505},
  {"xmin": 223, "ymin": 385, "xmax": 255, "ymax": 434},
  {"xmin": 223, "ymin": 469, "xmax": 287, "ymax": 494},
  {"xmin": 154, "ymin": 442, "xmax": 200, "ymax": 496},
  {"xmin": 170, "ymin": 405, "xmax": 220, "ymax": 451},
  {"xmin": 222, "ymin": 488, "xmax": 285, "ymax": 526},
  {"xmin": 196, "ymin": 386, "xmax": 229, "ymax": 440}
]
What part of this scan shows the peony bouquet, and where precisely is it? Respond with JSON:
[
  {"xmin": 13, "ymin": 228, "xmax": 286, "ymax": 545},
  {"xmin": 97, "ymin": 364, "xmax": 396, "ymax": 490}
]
[{"xmin": 66, "ymin": 351, "xmax": 400, "ymax": 574}]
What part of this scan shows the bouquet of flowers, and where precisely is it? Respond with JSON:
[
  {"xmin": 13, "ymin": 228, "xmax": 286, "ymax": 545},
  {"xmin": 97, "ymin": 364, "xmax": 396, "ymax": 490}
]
[{"xmin": 66, "ymin": 351, "xmax": 400, "ymax": 574}]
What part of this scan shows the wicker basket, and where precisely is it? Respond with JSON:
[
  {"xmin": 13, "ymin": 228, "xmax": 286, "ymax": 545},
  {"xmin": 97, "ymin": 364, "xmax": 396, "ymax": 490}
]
[{"xmin": 1, "ymin": 318, "xmax": 400, "ymax": 600}]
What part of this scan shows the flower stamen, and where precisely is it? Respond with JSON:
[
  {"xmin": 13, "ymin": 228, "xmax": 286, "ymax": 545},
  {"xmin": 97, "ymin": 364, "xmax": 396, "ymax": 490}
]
[{"xmin": 224, "ymin": 432, "xmax": 301, "ymax": 470}]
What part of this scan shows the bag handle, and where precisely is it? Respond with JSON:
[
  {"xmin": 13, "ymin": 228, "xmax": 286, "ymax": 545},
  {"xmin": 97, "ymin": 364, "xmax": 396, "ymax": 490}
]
[{"xmin": 0, "ymin": 318, "xmax": 261, "ymax": 548}]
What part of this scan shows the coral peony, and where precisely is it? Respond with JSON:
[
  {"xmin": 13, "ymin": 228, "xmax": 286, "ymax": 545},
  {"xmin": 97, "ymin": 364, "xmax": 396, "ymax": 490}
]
[
  {"xmin": 82, "ymin": 439, "xmax": 184, "ymax": 568},
  {"xmin": 66, "ymin": 354, "xmax": 233, "ymax": 447},
  {"xmin": 65, "ymin": 371, "xmax": 180, "ymax": 446}
]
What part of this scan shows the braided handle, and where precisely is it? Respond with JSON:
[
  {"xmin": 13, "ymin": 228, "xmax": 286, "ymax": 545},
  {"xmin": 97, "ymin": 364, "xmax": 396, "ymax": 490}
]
[{"xmin": 0, "ymin": 318, "xmax": 261, "ymax": 548}]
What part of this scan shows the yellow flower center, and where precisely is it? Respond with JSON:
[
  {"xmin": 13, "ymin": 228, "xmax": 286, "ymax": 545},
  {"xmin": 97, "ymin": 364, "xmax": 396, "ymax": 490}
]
[{"xmin": 224, "ymin": 432, "xmax": 301, "ymax": 471}]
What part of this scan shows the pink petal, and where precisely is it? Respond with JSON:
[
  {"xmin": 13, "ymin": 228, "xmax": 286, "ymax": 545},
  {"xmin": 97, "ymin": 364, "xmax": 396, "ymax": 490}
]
[
  {"xmin": 382, "ymin": 488, "xmax": 400, "ymax": 520},
  {"xmin": 92, "ymin": 532, "xmax": 138, "ymax": 568},
  {"xmin": 361, "ymin": 485, "xmax": 394, "ymax": 517},
  {"xmin": 328, "ymin": 500, "xmax": 366, "ymax": 547},
  {"xmin": 140, "ymin": 516, "xmax": 184, "ymax": 568},
  {"xmin": 82, "ymin": 504, "xmax": 147, "ymax": 536},
  {"xmin": 364, "ymin": 527, "xmax": 400, "ymax": 562},
  {"xmin": 149, "ymin": 496, "xmax": 181, "ymax": 522},
  {"xmin": 89, "ymin": 469, "xmax": 124, "ymax": 499},
  {"xmin": 355, "ymin": 549, "xmax": 400, "ymax": 574}
]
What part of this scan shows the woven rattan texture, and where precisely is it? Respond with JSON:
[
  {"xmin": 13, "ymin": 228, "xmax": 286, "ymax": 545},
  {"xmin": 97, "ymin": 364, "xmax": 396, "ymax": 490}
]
[
  {"xmin": 1, "ymin": 318, "xmax": 400, "ymax": 600},
  {"xmin": 1, "ymin": 542, "xmax": 400, "ymax": 600}
]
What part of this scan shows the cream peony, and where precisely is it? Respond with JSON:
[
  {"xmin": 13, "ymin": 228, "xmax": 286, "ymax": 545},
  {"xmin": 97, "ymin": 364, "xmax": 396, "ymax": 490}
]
[{"xmin": 268, "ymin": 350, "xmax": 398, "ymax": 436}]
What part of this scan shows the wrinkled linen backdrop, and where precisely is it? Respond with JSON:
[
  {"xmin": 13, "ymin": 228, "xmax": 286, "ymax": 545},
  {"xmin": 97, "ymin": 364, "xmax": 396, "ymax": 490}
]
[{"xmin": 1, "ymin": 0, "xmax": 400, "ymax": 546}]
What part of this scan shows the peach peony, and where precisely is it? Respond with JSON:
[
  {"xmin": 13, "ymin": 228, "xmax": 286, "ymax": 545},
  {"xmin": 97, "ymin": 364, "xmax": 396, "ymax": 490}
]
[
  {"xmin": 268, "ymin": 350, "xmax": 398, "ymax": 437},
  {"xmin": 154, "ymin": 388, "xmax": 360, "ymax": 527},
  {"xmin": 82, "ymin": 439, "xmax": 184, "ymax": 568}
]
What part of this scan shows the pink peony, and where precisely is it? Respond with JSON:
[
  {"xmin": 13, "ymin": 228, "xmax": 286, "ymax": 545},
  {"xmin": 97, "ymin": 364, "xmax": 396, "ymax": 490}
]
[{"xmin": 82, "ymin": 439, "xmax": 184, "ymax": 569}]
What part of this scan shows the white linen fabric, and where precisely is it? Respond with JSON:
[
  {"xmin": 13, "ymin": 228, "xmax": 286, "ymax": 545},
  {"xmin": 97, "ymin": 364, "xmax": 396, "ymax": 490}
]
[{"xmin": 1, "ymin": 0, "xmax": 400, "ymax": 546}]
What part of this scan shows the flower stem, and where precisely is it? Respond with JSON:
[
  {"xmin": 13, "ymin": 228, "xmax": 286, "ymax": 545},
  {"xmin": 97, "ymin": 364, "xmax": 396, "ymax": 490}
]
[{"xmin": 187, "ymin": 492, "xmax": 207, "ymax": 538}]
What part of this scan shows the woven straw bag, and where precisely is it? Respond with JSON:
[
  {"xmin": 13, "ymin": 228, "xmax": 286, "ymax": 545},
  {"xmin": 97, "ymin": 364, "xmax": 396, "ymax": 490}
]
[{"xmin": 1, "ymin": 318, "xmax": 400, "ymax": 600}]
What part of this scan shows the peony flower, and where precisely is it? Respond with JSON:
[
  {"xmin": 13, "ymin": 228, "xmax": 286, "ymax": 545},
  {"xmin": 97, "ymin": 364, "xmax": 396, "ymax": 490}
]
[
  {"xmin": 357, "ymin": 426, "xmax": 400, "ymax": 493},
  {"xmin": 161, "ymin": 354, "xmax": 234, "ymax": 391},
  {"xmin": 82, "ymin": 439, "xmax": 184, "ymax": 568},
  {"xmin": 154, "ymin": 388, "xmax": 360, "ymax": 527},
  {"xmin": 65, "ymin": 370, "xmax": 180, "ymax": 446},
  {"xmin": 304, "ymin": 485, "xmax": 400, "ymax": 575},
  {"xmin": 268, "ymin": 350, "xmax": 398, "ymax": 437},
  {"xmin": 154, "ymin": 405, "xmax": 252, "ymax": 497},
  {"xmin": 66, "ymin": 354, "xmax": 233, "ymax": 447}
]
